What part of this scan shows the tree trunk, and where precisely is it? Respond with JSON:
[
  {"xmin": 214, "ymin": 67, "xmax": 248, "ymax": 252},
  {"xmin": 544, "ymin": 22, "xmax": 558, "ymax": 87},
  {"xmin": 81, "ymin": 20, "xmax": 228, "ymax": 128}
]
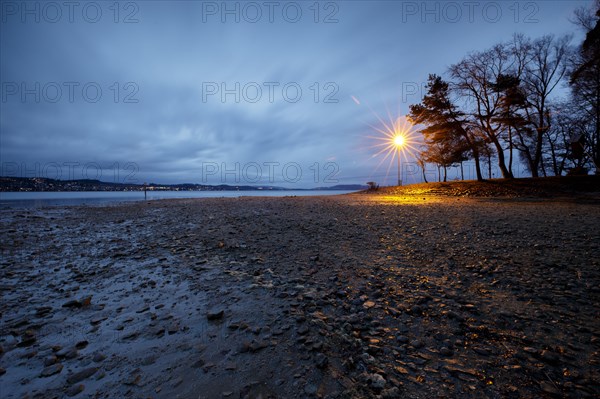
[
  {"xmin": 545, "ymin": 131, "xmax": 559, "ymax": 176},
  {"xmin": 490, "ymin": 137, "xmax": 513, "ymax": 178},
  {"xmin": 508, "ymin": 126, "xmax": 514, "ymax": 177},
  {"xmin": 532, "ymin": 95, "xmax": 548, "ymax": 178},
  {"xmin": 443, "ymin": 166, "xmax": 447, "ymax": 182},
  {"xmin": 473, "ymin": 150, "xmax": 483, "ymax": 181},
  {"xmin": 530, "ymin": 129, "xmax": 544, "ymax": 177},
  {"xmin": 463, "ymin": 134, "xmax": 484, "ymax": 181},
  {"xmin": 460, "ymin": 162, "xmax": 464, "ymax": 180},
  {"xmin": 595, "ymin": 71, "xmax": 600, "ymax": 174},
  {"xmin": 540, "ymin": 157, "xmax": 548, "ymax": 177}
]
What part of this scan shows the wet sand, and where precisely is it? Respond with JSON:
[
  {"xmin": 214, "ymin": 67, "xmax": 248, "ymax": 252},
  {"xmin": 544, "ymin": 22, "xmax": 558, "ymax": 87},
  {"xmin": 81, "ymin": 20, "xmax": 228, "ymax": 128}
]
[{"xmin": 1, "ymin": 194, "xmax": 599, "ymax": 398}]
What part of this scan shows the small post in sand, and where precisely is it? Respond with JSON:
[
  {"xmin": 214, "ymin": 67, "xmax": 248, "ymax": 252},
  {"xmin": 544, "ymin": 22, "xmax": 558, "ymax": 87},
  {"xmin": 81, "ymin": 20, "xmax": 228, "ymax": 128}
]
[{"xmin": 143, "ymin": 182, "xmax": 147, "ymax": 200}]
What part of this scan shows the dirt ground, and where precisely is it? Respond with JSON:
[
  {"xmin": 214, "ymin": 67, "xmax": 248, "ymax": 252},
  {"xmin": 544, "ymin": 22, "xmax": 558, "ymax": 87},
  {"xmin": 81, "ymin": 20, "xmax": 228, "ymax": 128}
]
[{"xmin": 1, "ymin": 192, "xmax": 599, "ymax": 398}]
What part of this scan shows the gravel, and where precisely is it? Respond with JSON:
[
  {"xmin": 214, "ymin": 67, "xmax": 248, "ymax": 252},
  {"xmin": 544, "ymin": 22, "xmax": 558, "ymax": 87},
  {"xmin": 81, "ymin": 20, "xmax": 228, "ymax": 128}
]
[{"xmin": 1, "ymin": 194, "xmax": 599, "ymax": 398}]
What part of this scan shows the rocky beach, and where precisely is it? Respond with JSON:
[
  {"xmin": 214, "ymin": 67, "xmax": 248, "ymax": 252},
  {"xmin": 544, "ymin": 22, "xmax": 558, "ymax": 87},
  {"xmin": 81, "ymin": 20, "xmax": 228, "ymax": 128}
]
[{"xmin": 1, "ymin": 190, "xmax": 599, "ymax": 398}]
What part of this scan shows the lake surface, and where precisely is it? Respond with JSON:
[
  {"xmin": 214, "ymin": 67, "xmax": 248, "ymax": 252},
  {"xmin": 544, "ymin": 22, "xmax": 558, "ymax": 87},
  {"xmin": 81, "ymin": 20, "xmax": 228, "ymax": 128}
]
[{"xmin": 0, "ymin": 190, "xmax": 358, "ymax": 208}]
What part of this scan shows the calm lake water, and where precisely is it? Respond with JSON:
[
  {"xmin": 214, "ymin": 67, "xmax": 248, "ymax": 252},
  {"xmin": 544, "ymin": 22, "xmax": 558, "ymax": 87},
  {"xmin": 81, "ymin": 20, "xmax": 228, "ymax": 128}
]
[{"xmin": 0, "ymin": 190, "xmax": 357, "ymax": 208}]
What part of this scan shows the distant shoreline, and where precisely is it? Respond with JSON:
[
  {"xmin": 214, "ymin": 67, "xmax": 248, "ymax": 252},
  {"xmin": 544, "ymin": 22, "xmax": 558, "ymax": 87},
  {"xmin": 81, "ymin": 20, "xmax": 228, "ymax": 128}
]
[
  {"xmin": 0, "ymin": 189, "xmax": 360, "ymax": 208},
  {"xmin": 0, "ymin": 177, "xmax": 367, "ymax": 193}
]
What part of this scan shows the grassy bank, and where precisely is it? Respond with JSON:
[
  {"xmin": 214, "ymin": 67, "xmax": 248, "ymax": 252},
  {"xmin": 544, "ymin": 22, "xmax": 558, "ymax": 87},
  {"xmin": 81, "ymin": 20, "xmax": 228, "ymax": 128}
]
[{"xmin": 363, "ymin": 175, "xmax": 600, "ymax": 198}]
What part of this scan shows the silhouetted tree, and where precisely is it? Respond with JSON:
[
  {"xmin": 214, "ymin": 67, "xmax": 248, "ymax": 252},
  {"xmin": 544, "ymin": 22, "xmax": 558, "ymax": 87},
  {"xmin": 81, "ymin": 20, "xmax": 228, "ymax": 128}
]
[
  {"xmin": 570, "ymin": 1, "xmax": 600, "ymax": 174},
  {"xmin": 411, "ymin": 15, "xmax": 585, "ymax": 178},
  {"xmin": 409, "ymin": 74, "xmax": 484, "ymax": 181},
  {"xmin": 450, "ymin": 44, "xmax": 514, "ymax": 178},
  {"xmin": 421, "ymin": 138, "xmax": 469, "ymax": 182},
  {"xmin": 521, "ymin": 35, "xmax": 571, "ymax": 176},
  {"xmin": 415, "ymin": 151, "xmax": 429, "ymax": 183},
  {"xmin": 491, "ymin": 72, "xmax": 530, "ymax": 176}
]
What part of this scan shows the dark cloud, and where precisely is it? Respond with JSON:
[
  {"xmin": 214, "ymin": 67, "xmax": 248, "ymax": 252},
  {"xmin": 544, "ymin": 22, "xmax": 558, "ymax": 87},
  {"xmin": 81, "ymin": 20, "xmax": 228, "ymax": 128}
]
[{"xmin": 0, "ymin": 1, "xmax": 587, "ymax": 187}]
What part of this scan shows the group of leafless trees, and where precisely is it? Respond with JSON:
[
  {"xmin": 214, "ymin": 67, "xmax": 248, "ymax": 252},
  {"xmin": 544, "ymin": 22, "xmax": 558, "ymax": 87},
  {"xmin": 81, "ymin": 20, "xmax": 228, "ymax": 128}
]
[{"xmin": 409, "ymin": 2, "xmax": 600, "ymax": 181}]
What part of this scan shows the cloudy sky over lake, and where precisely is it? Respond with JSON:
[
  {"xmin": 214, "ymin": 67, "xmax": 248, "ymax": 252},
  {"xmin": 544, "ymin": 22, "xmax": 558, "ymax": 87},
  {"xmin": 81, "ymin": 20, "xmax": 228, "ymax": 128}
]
[{"xmin": 0, "ymin": 1, "xmax": 591, "ymax": 187}]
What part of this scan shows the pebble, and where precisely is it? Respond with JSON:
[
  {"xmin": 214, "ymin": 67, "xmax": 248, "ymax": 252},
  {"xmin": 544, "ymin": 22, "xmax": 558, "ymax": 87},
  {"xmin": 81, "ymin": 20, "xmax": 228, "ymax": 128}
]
[
  {"xmin": 66, "ymin": 384, "xmax": 84, "ymax": 397},
  {"xmin": 167, "ymin": 322, "xmax": 180, "ymax": 334},
  {"xmin": 297, "ymin": 324, "xmax": 309, "ymax": 335},
  {"xmin": 381, "ymin": 387, "xmax": 401, "ymax": 398},
  {"xmin": 410, "ymin": 340, "xmax": 424, "ymax": 349},
  {"xmin": 363, "ymin": 300, "xmax": 376, "ymax": 309},
  {"xmin": 224, "ymin": 362, "xmax": 238, "ymax": 370},
  {"xmin": 473, "ymin": 346, "xmax": 491, "ymax": 356},
  {"xmin": 18, "ymin": 331, "xmax": 36, "ymax": 347},
  {"xmin": 92, "ymin": 353, "xmax": 107, "ymax": 363},
  {"xmin": 370, "ymin": 373, "xmax": 386, "ymax": 390},
  {"xmin": 440, "ymin": 347, "xmax": 453, "ymax": 356},
  {"xmin": 67, "ymin": 367, "xmax": 98, "ymax": 384},
  {"xmin": 56, "ymin": 347, "xmax": 78, "ymax": 359},
  {"xmin": 540, "ymin": 381, "xmax": 562, "ymax": 396},
  {"xmin": 124, "ymin": 372, "xmax": 142, "ymax": 386},
  {"xmin": 396, "ymin": 335, "xmax": 409, "ymax": 344},
  {"xmin": 249, "ymin": 340, "xmax": 269, "ymax": 352},
  {"xmin": 172, "ymin": 377, "xmax": 184, "ymax": 388},
  {"xmin": 90, "ymin": 316, "xmax": 108, "ymax": 325},
  {"xmin": 304, "ymin": 383, "xmax": 317, "ymax": 395},
  {"xmin": 75, "ymin": 340, "xmax": 88, "ymax": 349},
  {"xmin": 540, "ymin": 350, "xmax": 560, "ymax": 365},
  {"xmin": 523, "ymin": 347, "xmax": 538, "ymax": 355},
  {"xmin": 40, "ymin": 363, "xmax": 63, "ymax": 377},
  {"xmin": 315, "ymin": 353, "xmax": 328, "ymax": 369},
  {"xmin": 62, "ymin": 300, "xmax": 82, "ymax": 308},
  {"xmin": 36, "ymin": 306, "xmax": 53, "ymax": 317},
  {"xmin": 44, "ymin": 355, "xmax": 58, "ymax": 366},
  {"xmin": 207, "ymin": 309, "xmax": 225, "ymax": 320}
]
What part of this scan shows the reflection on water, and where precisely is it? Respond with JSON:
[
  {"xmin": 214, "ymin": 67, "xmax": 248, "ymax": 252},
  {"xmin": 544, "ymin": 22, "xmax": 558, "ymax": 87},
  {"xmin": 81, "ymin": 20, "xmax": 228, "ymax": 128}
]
[{"xmin": 0, "ymin": 190, "xmax": 357, "ymax": 208}]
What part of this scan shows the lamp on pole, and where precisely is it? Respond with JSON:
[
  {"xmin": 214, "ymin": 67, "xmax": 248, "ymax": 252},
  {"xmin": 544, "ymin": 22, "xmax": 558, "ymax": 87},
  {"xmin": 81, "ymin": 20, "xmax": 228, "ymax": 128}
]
[{"xmin": 393, "ymin": 135, "xmax": 405, "ymax": 186}]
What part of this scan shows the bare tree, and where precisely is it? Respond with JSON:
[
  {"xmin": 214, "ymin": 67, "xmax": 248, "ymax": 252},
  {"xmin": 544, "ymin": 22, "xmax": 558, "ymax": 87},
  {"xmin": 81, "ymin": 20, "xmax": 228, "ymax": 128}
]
[
  {"xmin": 544, "ymin": 104, "xmax": 577, "ymax": 175},
  {"xmin": 520, "ymin": 35, "xmax": 572, "ymax": 176},
  {"xmin": 450, "ymin": 45, "xmax": 514, "ymax": 178}
]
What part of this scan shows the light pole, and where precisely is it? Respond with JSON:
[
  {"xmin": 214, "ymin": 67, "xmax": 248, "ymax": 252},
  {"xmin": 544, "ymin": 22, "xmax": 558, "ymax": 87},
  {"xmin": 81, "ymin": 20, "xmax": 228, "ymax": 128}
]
[{"xmin": 393, "ymin": 135, "xmax": 405, "ymax": 186}]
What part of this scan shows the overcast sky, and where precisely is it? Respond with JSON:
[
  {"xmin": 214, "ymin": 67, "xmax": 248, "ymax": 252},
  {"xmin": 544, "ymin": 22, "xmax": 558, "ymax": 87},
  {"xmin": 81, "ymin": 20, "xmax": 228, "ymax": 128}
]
[{"xmin": 0, "ymin": 0, "xmax": 592, "ymax": 187}]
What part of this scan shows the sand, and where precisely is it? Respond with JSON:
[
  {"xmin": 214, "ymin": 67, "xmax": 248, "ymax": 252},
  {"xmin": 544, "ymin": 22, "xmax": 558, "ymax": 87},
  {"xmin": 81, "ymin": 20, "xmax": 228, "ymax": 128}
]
[{"xmin": 1, "ymin": 194, "xmax": 599, "ymax": 398}]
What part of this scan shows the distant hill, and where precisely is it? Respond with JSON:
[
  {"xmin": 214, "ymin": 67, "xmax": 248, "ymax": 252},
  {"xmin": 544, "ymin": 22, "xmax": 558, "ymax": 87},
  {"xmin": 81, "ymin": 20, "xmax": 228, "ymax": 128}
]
[{"xmin": 311, "ymin": 184, "xmax": 367, "ymax": 191}]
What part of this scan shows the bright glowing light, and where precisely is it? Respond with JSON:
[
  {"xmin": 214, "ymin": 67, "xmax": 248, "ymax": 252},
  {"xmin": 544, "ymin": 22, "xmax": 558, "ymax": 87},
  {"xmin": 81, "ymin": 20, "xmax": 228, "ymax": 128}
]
[
  {"xmin": 366, "ymin": 115, "xmax": 418, "ymax": 167},
  {"xmin": 362, "ymin": 112, "xmax": 420, "ymax": 186},
  {"xmin": 393, "ymin": 135, "xmax": 405, "ymax": 147}
]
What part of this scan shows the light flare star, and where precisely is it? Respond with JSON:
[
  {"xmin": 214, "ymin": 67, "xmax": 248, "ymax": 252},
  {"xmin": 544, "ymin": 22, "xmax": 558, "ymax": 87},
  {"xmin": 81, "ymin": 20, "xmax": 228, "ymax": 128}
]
[{"xmin": 364, "ymin": 113, "xmax": 419, "ymax": 186}]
